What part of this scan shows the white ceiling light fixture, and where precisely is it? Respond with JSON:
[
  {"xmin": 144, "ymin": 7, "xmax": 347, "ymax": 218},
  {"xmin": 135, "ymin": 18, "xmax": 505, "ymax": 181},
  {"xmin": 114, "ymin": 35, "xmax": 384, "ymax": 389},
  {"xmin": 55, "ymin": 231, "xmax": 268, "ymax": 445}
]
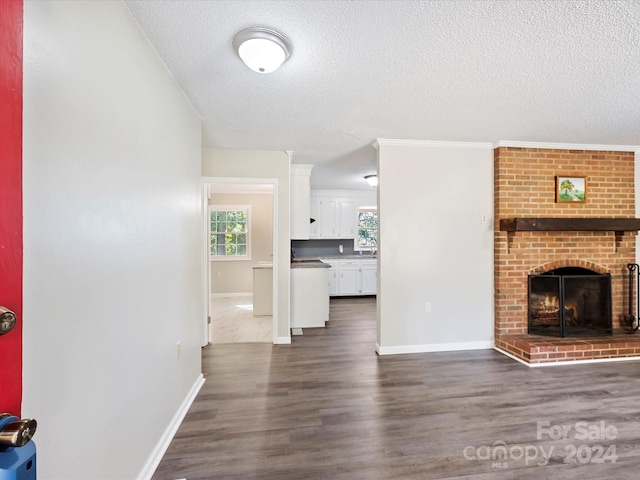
[
  {"xmin": 233, "ymin": 27, "xmax": 291, "ymax": 73},
  {"xmin": 364, "ymin": 175, "xmax": 378, "ymax": 187}
]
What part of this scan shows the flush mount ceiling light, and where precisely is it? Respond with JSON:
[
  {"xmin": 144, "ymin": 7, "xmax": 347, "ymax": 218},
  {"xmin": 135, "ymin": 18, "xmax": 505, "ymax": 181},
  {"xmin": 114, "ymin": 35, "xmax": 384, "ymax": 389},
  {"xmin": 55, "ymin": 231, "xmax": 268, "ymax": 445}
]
[
  {"xmin": 232, "ymin": 27, "xmax": 291, "ymax": 73},
  {"xmin": 364, "ymin": 175, "xmax": 378, "ymax": 187}
]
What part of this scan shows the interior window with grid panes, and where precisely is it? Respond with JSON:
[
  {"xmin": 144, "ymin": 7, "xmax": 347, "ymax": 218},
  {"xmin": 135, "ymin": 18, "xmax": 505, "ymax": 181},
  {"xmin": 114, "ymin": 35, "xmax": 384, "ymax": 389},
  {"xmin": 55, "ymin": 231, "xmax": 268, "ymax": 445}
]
[
  {"xmin": 210, "ymin": 206, "xmax": 250, "ymax": 260},
  {"xmin": 357, "ymin": 209, "xmax": 377, "ymax": 250}
]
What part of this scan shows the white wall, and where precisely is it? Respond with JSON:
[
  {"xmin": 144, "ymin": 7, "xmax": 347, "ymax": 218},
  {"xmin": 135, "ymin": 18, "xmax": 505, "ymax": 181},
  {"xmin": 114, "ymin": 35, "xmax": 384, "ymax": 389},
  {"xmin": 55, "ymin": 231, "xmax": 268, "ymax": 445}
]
[
  {"xmin": 22, "ymin": 1, "xmax": 203, "ymax": 478},
  {"xmin": 210, "ymin": 192, "xmax": 273, "ymax": 294},
  {"xmin": 202, "ymin": 149, "xmax": 291, "ymax": 342},
  {"xmin": 376, "ymin": 141, "xmax": 494, "ymax": 354}
]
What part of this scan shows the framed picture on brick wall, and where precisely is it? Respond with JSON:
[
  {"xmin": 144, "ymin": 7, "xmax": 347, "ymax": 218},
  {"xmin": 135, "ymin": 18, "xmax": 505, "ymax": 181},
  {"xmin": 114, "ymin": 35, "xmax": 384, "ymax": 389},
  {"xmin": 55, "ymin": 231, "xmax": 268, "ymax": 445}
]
[{"xmin": 556, "ymin": 176, "xmax": 587, "ymax": 203}]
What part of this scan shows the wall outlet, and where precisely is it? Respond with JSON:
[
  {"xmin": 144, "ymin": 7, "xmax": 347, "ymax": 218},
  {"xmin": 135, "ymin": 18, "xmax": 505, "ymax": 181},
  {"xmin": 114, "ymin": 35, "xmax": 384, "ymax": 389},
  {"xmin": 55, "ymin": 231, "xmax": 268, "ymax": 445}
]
[
  {"xmin": 425, "ymin": 302, "xmax": 432, "ymax": 313},
  {"xmin": 176, "ymin": 341, "xmax": 181, "ymax": 359}
]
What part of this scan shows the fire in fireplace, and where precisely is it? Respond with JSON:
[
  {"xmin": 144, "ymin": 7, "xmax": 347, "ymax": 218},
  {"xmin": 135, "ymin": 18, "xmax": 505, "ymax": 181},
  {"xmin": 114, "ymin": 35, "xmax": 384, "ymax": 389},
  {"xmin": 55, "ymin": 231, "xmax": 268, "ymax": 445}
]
[{"xmin": 528, "ymin": 267, "xmax": 612, "ymax": 337}]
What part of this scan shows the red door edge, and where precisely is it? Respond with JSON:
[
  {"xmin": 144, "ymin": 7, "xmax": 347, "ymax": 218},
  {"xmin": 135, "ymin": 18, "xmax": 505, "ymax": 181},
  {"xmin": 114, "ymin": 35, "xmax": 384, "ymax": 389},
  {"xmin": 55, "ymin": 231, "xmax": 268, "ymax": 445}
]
[{"xmin": 0, "ymin": 0, "xmax": 24, "ymax": 416}]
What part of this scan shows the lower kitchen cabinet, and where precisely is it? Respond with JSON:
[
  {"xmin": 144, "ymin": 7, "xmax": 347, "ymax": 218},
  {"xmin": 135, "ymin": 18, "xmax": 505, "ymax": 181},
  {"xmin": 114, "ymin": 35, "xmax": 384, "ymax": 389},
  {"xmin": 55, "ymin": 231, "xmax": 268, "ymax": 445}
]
[
  {"xmin": 360, "ymin": 261, "xmax": 377, "ymax": 295},
  {"xmin": 328, "ymin": 268, "xmax": 338, "ymax": 295},
  {"xmin": 291, "ymin": 265, "xmax": 330, "ymax": 328},
  {"xmin": 320, "ymin": 258, "xmax": 377, "ymax": 296},
  {"xmin": 338, "ymin": 262, "xmax": 359, "ymax": 295}
]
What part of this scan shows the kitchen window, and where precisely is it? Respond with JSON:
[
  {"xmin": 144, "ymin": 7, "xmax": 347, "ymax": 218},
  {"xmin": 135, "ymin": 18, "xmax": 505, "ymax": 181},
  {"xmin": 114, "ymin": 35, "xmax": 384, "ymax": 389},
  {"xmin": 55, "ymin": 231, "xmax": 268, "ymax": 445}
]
[
  {"xmin": 209, "ymin": 205, "xmax": 251, "ymax": 260},
  {"xmin": 356, "ymin": 207, "xmax": 377, "ymax": 251}
]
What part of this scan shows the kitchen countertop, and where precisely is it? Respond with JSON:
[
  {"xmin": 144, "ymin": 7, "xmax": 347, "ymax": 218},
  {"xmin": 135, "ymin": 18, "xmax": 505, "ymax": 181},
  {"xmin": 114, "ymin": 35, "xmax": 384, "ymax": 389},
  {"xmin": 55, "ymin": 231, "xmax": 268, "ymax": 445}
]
[
  {"xmin": 296, "ymin": 255, "xmax": 377, "ymax": 260},
  {"xmin": 253, "ymin": 262, "xmax": 273, "ymax": 269},
  {"xmin": 290, "ymin": 259, "xmax": 331, "ymax": 268}
]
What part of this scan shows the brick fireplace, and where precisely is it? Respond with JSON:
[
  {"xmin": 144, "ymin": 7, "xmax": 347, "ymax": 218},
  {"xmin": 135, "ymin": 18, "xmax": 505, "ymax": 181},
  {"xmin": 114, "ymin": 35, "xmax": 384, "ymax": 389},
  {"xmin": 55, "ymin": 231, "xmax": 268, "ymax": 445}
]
[{"xmin": 494, "ymin": 146, "xmax": 640, "ymax": 364}]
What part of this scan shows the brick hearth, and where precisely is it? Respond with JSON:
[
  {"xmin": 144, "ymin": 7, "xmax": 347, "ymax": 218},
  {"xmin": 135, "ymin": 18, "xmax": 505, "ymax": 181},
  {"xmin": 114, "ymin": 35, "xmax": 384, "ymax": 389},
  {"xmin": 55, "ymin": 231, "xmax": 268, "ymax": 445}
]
[
  {"xmin": 494, "ymin": 146, "xmax": 638, "ymax": 364},
  {"xmin": 496, "ymin": 332, "xmax": 640, "ymax": 365}
]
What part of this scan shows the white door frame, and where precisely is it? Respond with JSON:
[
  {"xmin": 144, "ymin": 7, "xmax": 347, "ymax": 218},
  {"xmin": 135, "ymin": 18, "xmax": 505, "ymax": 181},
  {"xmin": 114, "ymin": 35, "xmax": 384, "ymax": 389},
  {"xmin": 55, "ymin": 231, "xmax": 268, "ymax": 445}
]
[{"xmin": 201, "ymin": 176, "xmax": 279, "ymax": 345}]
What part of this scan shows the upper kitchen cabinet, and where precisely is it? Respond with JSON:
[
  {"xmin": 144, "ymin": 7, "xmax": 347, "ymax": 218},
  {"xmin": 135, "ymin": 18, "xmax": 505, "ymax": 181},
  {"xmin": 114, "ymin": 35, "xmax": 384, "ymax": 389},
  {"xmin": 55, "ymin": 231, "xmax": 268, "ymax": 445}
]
[
  {"xmin": 310, "ymin": 191, "xmax": 371, "ymax": 239},
  {"xmin": 338, "ymin": 200, "xmax": 355, "ymax": 238},
  {"xmin": 309, "ymin": 198, "xmax": 320, "ymax": 238},
  {"xmin": 318, "ymin": 199, "xmax": 338, "ymax": 237},
  {"xmin": 310, "ymin": 197, "xmax": 354, "ymax": 239},
  {"xmin": 290, "ymin": 164, "xmax": 314, "ymax": 240}
]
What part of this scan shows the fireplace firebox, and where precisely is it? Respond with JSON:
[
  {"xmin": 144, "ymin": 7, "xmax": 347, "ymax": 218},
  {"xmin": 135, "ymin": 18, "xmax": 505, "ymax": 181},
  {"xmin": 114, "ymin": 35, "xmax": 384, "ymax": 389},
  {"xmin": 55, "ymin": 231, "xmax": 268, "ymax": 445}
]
[{"xmin": 528, "ymin": 267, "xmax": 612, "ymax": 337}]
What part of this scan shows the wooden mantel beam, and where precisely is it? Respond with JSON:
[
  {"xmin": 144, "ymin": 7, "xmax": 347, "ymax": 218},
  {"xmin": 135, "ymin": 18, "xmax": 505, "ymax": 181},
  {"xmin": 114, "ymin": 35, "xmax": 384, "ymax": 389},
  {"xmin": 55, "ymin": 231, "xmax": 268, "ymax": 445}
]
[{"xmin": 499, "ymin": 218, "xmax": 640, "ymax": 232}]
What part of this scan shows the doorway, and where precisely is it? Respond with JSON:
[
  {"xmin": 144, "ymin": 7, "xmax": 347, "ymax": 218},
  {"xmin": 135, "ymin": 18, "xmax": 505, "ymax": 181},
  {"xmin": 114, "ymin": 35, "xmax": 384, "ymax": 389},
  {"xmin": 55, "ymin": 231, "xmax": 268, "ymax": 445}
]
[{"xmin": 202, "ymin": 177, "xmax": 278, "ymax": 346}]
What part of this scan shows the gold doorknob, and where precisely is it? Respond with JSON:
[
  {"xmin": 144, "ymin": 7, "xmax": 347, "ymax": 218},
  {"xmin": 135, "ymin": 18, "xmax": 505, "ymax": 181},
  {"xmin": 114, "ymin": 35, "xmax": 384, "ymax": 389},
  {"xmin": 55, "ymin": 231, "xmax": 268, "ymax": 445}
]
[{"xmin": 0, "ymin": 307, "xmax": 17, "ymax": 336}]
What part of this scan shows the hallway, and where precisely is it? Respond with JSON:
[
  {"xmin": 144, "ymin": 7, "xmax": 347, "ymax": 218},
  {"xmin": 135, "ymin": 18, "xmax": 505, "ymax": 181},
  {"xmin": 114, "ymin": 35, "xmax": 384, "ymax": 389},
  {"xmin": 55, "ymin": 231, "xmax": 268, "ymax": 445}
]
[{"xmin": 153, "ymin": 297, "xmax": 640, "ymax": 479}]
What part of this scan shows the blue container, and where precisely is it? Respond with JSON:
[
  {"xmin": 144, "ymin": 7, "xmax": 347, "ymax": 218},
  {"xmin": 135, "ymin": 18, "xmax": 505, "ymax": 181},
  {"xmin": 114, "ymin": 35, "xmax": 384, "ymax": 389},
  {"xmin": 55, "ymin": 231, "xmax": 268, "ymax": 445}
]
[
  {"xmin": 0, "ymin": 441, "xmax": 36, "ymax": 480},
  {"xmin": 0, "ymin": 415, "xmax": 36, "ymax": 480}
]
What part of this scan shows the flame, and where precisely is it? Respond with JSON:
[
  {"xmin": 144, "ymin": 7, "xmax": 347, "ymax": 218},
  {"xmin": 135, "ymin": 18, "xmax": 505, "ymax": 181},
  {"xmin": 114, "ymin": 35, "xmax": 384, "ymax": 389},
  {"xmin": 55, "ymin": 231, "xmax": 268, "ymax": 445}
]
[{"xmin": 543, "ymin": 295, "xmax": 559, "ymax": 309}]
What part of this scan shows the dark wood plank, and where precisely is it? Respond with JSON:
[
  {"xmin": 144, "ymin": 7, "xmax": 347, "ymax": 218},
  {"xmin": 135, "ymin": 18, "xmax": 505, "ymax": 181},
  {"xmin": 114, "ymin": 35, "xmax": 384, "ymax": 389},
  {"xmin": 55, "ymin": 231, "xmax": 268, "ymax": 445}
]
[
  {"xmin": 152, "ymin": 297, "xmax": 640, "ymax": 479},
  {"xmin": 500, "ymin": 217, "xmax": 640, "ymax": 232}
]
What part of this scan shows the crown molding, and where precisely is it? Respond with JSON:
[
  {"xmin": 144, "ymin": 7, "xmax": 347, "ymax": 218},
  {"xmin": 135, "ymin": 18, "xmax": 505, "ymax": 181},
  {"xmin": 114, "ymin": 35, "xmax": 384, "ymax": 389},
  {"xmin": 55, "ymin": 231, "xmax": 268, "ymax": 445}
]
[
  {"xmin": 373, "ymin": 139, "xmax": 494, "ymax": 150},
  {"xmin": 372, "ymin": 138, "xmax": 640, "ymax": 154},
  {"xmin": 290, "ymin": 163, "xmax": 314, "ymax": 176},
  {"xmin": 494, "ymin": 140, "xmax": 640, "ymax": 152}
]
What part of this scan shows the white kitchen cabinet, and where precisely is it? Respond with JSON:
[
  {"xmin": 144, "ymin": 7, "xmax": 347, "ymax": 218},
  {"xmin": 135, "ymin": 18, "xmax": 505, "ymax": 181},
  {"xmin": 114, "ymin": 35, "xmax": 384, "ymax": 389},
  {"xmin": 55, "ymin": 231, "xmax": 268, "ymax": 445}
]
[
  {"xmin": 309, "ymin": 197, "xmax": 356, "ymax": 239},
  {"xmin": 319, "ymin": 258, "xmax": 377, "ymax": 296},
  {"xmin": 339, "ymin": 263, "xmax": 359, "ymax": 295},
  {"xmin": 338, "ymin": 200, "xmax": 356, "ymax": 238},
  {"xmin": 327, "ymin": 264, "xmax": 338, "ymax": 295},
  {"xmin": 360, "ymin": 260, "xmax": 377, "ymax": 295},
  {"xmin": 319, "ymin": 199, "xmax": 338, "ymax": 237},
  {"xmin": 310, "ymin": 198, "xmax": 321, "ymax": 238},
  {"xmin": 291, "ymin": 265, "xmax": 330, "ymax": 328},
  {"xmin": 290, "ymin": 164, "xmax": 314, "ymax": 240},
  {"xmin": 310, "ymin": 197, "xmax": 335, "ymax": 239}
]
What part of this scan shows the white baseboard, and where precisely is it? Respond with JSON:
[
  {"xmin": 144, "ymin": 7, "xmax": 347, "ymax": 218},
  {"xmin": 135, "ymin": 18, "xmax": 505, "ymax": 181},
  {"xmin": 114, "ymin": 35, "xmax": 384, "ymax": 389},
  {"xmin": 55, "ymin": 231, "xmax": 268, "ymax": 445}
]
[
  {"xmin": 376, "ymin": 341, "xmax": 493, "ymax": 356},
  {"xmin": 210, "ymin": 292, "xmax": 252, "ymax": 298},
  {"xmin": 137, "ymin": 374, "xmax": 205, "ymax": 480},
  {"xmin": 274, "ymin": 336, "xmax": 291, "ymax": 344}
]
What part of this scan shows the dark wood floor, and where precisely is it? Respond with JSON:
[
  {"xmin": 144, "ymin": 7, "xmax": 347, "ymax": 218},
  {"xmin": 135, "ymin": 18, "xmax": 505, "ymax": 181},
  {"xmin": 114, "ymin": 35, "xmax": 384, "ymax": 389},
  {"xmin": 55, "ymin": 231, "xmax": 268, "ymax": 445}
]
[{"xmin": 152, "ymin": 297, "xmax": 640, "ymax": 479}]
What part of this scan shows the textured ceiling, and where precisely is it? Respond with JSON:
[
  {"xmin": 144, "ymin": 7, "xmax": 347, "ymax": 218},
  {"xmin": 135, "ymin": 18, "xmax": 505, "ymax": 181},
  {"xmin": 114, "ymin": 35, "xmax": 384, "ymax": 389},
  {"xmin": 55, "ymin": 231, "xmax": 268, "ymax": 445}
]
[{"xmin": 124, "ymin": 0, "xmax": 640, "ymax": 190}]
